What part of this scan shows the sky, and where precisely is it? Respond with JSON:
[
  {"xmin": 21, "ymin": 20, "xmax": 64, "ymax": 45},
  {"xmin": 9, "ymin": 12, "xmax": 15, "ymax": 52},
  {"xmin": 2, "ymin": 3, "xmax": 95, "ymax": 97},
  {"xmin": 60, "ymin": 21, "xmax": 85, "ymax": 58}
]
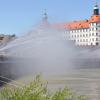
[{"xmin": 0, "ymin": 0, "xmax": 99, "ymax": 35}]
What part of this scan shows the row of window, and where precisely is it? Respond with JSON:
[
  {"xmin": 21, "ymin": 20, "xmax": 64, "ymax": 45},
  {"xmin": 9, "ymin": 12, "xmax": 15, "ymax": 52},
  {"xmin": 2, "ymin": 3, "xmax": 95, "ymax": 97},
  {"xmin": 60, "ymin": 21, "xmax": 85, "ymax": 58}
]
[
  {"xmin": 75, "ymin": 38, "xmax": 98, "ymax": 42},
  {"xmin": 76, "ymin": 42, "xmax": 99, "ymax": 46},
  {"xmin": 68, "ymin": 28, "xmax": 99, "ymax": 33},
  {"xmin": 90, "ymin": 23, "xmax": 97, "ymax": 26},
  {"xmin": 67, "ymin": 27, "xmax": 100, "ymax": 33},
  {"xmin": 71, "ymin": 33, "xmax": 98, "ymax": 38},
  {"xmin": 90, "ymin": 27, "xmax": 98, "ymax": 31},
  {"xmin": 68, "ymin": 29, "xmax": 89, "ymax": 33},
  {"xmin": 90, "ymin": 23, "xmax": 100, "ymax": 27}
]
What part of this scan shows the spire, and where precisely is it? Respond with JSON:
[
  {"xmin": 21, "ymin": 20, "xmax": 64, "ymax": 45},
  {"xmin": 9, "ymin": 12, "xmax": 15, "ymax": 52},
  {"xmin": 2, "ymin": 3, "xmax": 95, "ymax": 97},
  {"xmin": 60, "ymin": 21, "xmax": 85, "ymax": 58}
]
[
  {"xmin": 93, "ymin": 0, "xmax": 99, "ymax": 15},
  {"xmin": 41, "ymin": 9, "xmax": 50, "ymax": 27},
  {"xmin": 38, "ymin": 9, "xmax": 50, "ymax": 29},
  {"xmin": 43, "ymin": 9, "xmax": 48, "ymax": 22}
]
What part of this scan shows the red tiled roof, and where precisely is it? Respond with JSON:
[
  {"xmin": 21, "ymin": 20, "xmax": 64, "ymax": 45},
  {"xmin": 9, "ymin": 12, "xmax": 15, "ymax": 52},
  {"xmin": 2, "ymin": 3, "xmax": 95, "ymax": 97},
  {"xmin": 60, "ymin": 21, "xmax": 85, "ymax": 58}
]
[
  {"xmin": 90, "ymin": 15, "xmax": 100, "ymax": 23},
  {"xmin": 65, "ymin": 20, "xmax": 90, "ymax": 30},
  {"xmin": 54, "ymin": 15, "xmax": 100, "ymax": 30}
]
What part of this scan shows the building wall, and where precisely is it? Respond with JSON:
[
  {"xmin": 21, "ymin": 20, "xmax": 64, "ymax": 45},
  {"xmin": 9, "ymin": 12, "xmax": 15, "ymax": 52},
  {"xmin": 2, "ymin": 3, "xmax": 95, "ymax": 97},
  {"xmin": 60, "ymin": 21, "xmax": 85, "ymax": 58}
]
[{"xmin": 67, "ymin": 22, "xmax": 100, "ymax": 46}]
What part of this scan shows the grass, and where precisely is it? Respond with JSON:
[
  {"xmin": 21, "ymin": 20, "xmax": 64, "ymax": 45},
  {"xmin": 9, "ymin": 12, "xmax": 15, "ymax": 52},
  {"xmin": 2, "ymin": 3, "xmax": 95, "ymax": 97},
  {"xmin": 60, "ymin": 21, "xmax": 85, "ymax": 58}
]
[{"xmin": 0, "ymin": 75, "xmax": 87, "ymax": 100}]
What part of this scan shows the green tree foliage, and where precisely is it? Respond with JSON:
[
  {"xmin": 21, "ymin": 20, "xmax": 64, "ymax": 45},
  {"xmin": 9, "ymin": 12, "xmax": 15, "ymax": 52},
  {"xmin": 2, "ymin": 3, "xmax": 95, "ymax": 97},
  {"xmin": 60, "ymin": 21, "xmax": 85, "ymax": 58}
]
[{"xmin": 0, "ymin": 75, "xmax": 87, "ymax": 100}]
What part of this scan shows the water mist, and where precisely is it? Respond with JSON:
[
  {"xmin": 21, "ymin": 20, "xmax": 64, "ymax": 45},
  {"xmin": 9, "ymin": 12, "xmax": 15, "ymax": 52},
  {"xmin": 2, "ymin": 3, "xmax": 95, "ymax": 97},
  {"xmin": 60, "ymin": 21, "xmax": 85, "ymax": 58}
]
[
  {"xmin": 0, "ymin": 27, "xmax": 79, "ymax": 78},
  {"xmin": 0, "ymin": 26, "xmax": 100, "ymax": 83}
]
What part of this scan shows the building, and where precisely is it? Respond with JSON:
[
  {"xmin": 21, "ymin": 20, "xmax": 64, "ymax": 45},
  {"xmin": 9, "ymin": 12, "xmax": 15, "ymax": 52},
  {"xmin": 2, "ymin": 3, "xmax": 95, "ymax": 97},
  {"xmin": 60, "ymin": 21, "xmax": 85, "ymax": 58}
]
[
  {"xmin": 64, "ymin": 4, "xmax": 100, "ymax": 46},
  {"xmin": 41, "ymin": 3, "xmax": 100, "ymax": 46}
]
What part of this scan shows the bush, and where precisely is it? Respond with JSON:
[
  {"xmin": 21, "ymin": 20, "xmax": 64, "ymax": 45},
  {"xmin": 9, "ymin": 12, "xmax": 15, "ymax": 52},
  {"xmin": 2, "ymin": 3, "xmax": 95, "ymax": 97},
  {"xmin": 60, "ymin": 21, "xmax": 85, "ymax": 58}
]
[{"xmin": 0, "ymin": 75, "xmax": 87, "ymax": 100}]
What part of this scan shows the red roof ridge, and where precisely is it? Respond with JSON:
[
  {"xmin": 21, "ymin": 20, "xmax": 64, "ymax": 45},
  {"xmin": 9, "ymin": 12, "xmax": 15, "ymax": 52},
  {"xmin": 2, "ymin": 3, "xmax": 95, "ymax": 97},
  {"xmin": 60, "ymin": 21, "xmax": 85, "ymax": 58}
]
[{"xmin": 53, "ymin": 14, "xmax": 100, "ymax": 30}]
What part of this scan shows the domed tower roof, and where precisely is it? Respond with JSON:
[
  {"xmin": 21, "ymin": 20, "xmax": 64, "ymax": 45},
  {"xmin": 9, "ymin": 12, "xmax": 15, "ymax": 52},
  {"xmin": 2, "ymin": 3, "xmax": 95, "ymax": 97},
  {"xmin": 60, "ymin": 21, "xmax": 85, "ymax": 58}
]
[
  {"xmin": 93, "ymin": 0, "xmax": 99, "ymax": 15},
  {"xmin": 94, "ymin": 4, "xmax": 99, "ymax": 9}
]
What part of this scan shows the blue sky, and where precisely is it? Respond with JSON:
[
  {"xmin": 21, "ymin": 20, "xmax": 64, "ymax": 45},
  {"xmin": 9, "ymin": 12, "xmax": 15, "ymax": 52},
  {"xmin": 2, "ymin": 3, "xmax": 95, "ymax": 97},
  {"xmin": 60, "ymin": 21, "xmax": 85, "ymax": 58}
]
[{"xmin": 0, "ymin": 0, "xmax": 99, "ymax": 35}]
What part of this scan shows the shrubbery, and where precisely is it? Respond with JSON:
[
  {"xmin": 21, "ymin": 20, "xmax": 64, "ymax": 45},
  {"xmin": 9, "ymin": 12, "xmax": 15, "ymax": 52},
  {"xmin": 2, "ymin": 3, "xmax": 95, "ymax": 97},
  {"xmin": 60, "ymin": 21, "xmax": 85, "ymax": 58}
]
[{"xmin": 0, "ymin": 75, "xmax": 87, "ymax": 100}]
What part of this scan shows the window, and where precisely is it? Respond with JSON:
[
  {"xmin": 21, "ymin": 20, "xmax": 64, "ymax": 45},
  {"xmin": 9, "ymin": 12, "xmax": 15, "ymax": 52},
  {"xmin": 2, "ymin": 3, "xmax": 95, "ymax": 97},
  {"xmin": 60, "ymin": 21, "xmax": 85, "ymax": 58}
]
[
  {"xmin": 83, "ymin": 39, "xmax": 85, "ymax": 42},
  {"xmin": 83, "ymin": 34, "xmax": 85, "ymax": 37},
  {"xmin": 86, "ymin": 34, "xmax": 88, "ymax": 37},
  {"xmin": 92, "ymin": 33, "xmax": 94, "ymax": 36},
  {"xmin": 92, "ymin": 38, "xmax": 94, "ymax": 41},
  {"xmin": 96, "ymin": 33, "xmax": 98, "ymax": 36},
  {"xmin": 93, "ymin": 23, "xmax": 96, "ymax": 26},
  {"xmin": 91, "ymin": 43, "xmax": 93, "ymax": 45},
  {"xmin": 96, "ymin": 38, "xmax": 98, "ymax": 41},
  {"xmin": 98, "ymin": 23, "xmax": 100, "ymax": 27},
  {"xmin": 87, "ymin": 29, "xmax": 89, "ymax": 32},
  {"xmin": 92, "ymin": 28, "xmax": 94, "ymax": 31},
  {"xmin": 74, "ymin": 40, "xmax": 76, "ymax": 42},
  {"xmin": 90, "ymin": 28, "xmax": 92, "ymax": 31},
  {"xmin": 96, "ymin": 42, "xmax": 99, "ymax": 45},
  {"xmin": 96, "ymin": 23, "xmax": 97, "ymax": 26}
]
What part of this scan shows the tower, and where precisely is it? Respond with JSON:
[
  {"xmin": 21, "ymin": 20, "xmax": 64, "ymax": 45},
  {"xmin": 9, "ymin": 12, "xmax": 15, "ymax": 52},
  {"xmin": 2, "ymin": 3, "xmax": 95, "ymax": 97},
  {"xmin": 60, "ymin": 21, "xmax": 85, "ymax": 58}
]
[
  {"xmin": 93, "ymin": 0, "xmax": 99, "ymax": 15},
  {"xmin": 38, "ymin": 10, "xmax": 50, "ymax": 29},
  {"xmin": 42, "ymin": 9, "xmax": 48, "ymax": 24},
  {"xmin": 41, "ymin": 9, "xmax": 50, "ymax": 28}
]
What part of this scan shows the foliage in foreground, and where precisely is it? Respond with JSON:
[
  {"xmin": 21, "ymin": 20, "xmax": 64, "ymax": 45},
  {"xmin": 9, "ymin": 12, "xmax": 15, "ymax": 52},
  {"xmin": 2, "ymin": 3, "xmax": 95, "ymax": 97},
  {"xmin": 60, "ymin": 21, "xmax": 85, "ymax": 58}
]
[{"xmin": 0, "ymin": 75, "xmax": 87, "ymax": 100}]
